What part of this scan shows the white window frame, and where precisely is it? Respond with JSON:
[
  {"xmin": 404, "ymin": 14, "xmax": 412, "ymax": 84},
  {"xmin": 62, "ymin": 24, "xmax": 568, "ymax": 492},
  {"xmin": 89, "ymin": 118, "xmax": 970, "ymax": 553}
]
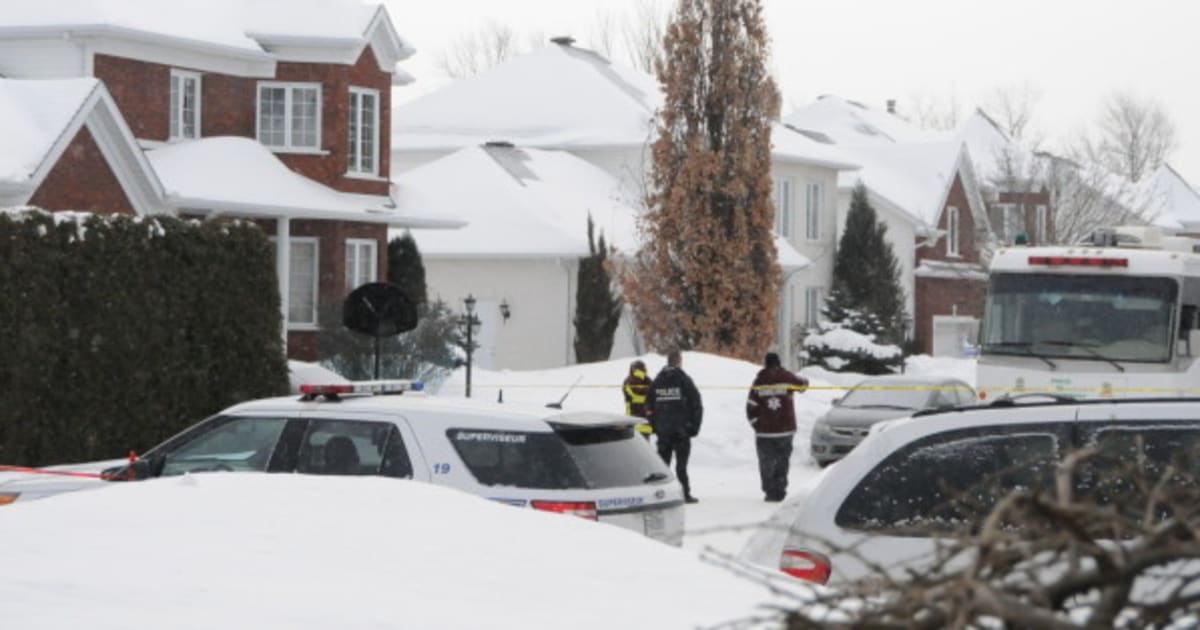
[
  {"xmin": 805, "ymin": 182, "xmax": 822, "ymax": 241},
  {"xmin": 347, "ymin": 87, "xmax": 381, "ymax": 177},
  {"xmin": 997, "ymin": 203, "xmax": 1021, "ymax": 242},
  {"xmin": 805, "ymin": 286, "xmax": 823, "ymax": 326},
  {"xmin": 947, "ymin": 206, "xmax": 960, "ymax": 256},
  {"xmin": 345, "ymin": 238, "xmax": 378, "ymax": 290},
  {"xmin": 1035, "ymin": 204, "xmax": 1048, "ymax": 243},
  {"xmin": 288, "ymin": 237, "xmax": 320, "ymax": 329},
  {"xmin": 256, "ymin": 82, "xmax": 323, "ymax": 152},
  {"xmin": 169, "ymin": 69, "xmax": 202, "ymax": 141},
  {"xmin": 774, "ymin": 176, "xmax": 794, "ymax": 238}
]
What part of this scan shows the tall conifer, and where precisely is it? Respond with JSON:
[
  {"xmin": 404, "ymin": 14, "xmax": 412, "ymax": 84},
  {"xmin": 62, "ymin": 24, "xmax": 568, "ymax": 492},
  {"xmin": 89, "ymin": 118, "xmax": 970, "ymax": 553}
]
[
  {"xmin": 622, "ymin": 0, "xmax": 781, "ymax": 360},
  {"xmin": 828, "ymin": 182, "xmax": 907, "ymax": 344}
]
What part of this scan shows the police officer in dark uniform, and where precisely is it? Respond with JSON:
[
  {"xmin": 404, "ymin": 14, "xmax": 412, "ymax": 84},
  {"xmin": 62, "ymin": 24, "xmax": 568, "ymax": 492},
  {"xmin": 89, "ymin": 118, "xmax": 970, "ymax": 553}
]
[{"xmin": 646, "ymin": 350, "xmax": 703, "ymax": 504}]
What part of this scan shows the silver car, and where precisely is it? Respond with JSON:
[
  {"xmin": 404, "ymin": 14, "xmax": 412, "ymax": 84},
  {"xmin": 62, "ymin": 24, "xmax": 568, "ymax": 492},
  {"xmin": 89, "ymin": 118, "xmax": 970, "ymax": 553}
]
[{"xmin": 810, "ymin": 374, "xmax": 976, "ymax": 467}]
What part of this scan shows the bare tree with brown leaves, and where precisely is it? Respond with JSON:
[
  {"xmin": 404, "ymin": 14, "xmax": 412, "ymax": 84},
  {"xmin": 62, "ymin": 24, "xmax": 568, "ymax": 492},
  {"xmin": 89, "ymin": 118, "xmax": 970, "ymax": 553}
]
[{"xmin": 622, "ymin": 0, "xmax": 781, "ymax": 360}]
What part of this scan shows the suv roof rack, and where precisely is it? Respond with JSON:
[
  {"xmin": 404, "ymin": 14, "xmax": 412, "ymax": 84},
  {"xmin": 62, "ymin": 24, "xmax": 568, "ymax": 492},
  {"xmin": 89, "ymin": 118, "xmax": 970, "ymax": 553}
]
[{"xmin": 299, "ymin": 380, "xmax": 424, "ymax": 402}]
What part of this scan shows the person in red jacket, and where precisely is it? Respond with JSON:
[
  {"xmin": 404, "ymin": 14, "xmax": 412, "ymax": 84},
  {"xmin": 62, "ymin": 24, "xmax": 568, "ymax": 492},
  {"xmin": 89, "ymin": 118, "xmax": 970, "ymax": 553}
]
[{"xmin": 745, "ymin": 352, "xmax": 808, "ymax": 502}]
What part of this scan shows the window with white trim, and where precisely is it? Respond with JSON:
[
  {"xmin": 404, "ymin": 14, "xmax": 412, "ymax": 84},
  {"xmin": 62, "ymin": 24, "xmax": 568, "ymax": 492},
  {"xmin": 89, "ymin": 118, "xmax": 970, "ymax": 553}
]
[
  {"xmin": 1036, "ymin": 205, "xmax": 1048, "ymax": 243},
  {"xmin": 947, "ymin": 206, "xmax": 960, "ymax": 256},
  {"xmin": 169, "ymin": 70, "xmax": 201, "ymax": 140},
  {"xmin": 996, "ymin": 203, "xmax": 1022, "ymax": 242},
  {"xmin": 805, "ymin": 182, "xmax": 822, "ymax": 240},
  {"xmin": 288, "ymin": 238, "xmax": 320, "ymax": 327},
  {"xmin": 345, "ymin": 239, "xmax": 377, "ymax": 290},
  {"xmin": 348, "ymin": 88, "xmax": 380, "ymax": 176},
  {"xmin": 257, "ymin": 82, "xmax": 322, "ymax": 151},
  {"xmin": 805, "ymin": 286, "xmax": 823, "ymax": 326},
  {"xmin": 773, "ymin": 177, "xmax": 793, "ymax": 238}
]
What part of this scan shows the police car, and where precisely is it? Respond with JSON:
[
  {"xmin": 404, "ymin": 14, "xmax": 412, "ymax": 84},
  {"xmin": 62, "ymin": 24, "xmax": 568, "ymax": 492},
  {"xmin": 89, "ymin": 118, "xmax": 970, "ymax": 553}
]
[
  {"xmin": 0, "ymin": 381, "xmax": 685, "ymax": 545},
  {"xmin": 740, "ymin": 396, "xmax": 1200, "ymax": 583}
]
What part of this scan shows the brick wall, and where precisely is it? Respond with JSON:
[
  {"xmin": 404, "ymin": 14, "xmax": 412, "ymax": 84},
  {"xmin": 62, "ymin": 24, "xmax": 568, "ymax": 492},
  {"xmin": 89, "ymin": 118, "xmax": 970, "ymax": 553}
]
[
  {"xmin": 28, "ymin": 127, "xmax": 136, "ymax": 215},
  {"xmin": 917, "ymin": 174, "xmax": 980, "ymax": 265},
  {"xmin": 994, "ymin": 189, "xmax": 1055, "ymax": 245},
  {"xmin": 913, "ymin": 276, "xmax": 987, "ymax": 355},
  {"xmin": 258, "ymin": 218, "xmax": 388, "ymax": 361},
  {"xmin": 93, "ymin": 47, "xmax": 391, "ymax": 196}
]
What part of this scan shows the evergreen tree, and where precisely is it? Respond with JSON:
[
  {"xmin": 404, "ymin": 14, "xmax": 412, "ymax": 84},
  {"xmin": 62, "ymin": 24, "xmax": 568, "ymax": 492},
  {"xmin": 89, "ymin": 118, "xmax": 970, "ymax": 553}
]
[
  {"xmin": 388, "ymin": 230, "xmax": 427, "ymax": 307},
  {"xmin": 574, "ymin": 216, "xmax": 623, "ymax": 363},
  {"xmin": 318, "ymin": 232, "xmax": 459, "ymax": 384},
  {"xmin": 828, "ymin": 182, "xmax": 907, "ymax": 344},
  {"xmin": 621, "ymin": 0, "xmax": 780, "ymax": 361}
]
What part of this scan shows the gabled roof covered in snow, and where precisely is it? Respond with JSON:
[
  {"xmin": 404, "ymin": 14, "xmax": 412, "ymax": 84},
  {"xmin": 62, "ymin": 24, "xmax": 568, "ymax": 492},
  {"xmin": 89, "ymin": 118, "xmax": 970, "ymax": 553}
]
[
  {"xmin": 952, "ymin": 109, "xmax": 1047, "ymax": 190},
  {"xmin": 783, "ymin": 95, "xmax": 933, "ymax": 147},
  {"xmin": 147, "ymin": 137, "xmax": 461, "ymax": 228},
  {"xmin": 0, "ymin": 0, "xmax": 413, "ymax": 77},
  {"xmin": 392, "ymin": 42, "xmax": 856, "ymax": 171},
  {"xmin": 0, "ymin": 77, "xmax": 164, "ymax": 214},
  {"xmin": 393, "ymin": 144, "xmax": 811, "ymax": 270},
  {"xmin": 838, "ymin": 142, "xmax": 975, "ymax": 227},
  {"xmin": 1144, "ymin": 165, "xmax": 1200, "ymax": 231}
]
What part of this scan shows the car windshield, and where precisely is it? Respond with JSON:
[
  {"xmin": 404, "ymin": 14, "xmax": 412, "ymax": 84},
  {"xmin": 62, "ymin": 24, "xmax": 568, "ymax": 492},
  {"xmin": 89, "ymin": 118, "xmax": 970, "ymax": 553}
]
[
  {"xmin": 843, "ymin": 385, "xmax": 931, "ymax": 410},
  {"xmin": 981, "ymin": 273, "xmax": 1176, "ymax": 363}
]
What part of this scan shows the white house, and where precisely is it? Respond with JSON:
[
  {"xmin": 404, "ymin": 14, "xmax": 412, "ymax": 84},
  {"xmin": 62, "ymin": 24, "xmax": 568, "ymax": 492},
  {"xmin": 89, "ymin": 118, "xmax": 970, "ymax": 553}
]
[
  {"xmin": 784, "ymin": 96, "xmax": 991, "ymax": 355},
  {"xmin": 393, "ymin": 39, "xmax": 856, "ymax": 367}
]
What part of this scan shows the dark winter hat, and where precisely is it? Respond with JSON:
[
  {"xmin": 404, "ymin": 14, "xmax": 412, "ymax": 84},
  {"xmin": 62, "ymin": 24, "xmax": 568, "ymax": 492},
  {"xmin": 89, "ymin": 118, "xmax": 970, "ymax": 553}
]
[{"xmin": 764, "ymin": 352, "xmax": 781, "ymax": 368}]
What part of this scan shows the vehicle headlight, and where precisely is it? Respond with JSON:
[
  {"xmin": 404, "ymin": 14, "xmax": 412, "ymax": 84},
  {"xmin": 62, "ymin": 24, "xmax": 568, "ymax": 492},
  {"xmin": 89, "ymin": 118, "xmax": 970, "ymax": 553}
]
[{"xmin": 812, "ymin": 423, "xmax": 832, "ymax": 436}]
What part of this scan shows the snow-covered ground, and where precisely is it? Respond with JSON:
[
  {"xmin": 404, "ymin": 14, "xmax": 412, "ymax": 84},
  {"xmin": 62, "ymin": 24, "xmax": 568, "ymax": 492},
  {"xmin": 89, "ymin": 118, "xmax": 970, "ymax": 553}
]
[
  {"xmin": 434, "ymin": 352, "xmax": 976, "ymax": 556},
  {"xmin": 0, "ymin": 352, "xmax": 974, "ymax": 628}
]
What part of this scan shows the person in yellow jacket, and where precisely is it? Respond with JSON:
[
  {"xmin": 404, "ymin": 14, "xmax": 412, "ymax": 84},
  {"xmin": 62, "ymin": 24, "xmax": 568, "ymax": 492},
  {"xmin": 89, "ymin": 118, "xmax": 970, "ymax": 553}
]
[{"xmin": 622, "ymin": 360, "xmax": 653, "ymax": 439}]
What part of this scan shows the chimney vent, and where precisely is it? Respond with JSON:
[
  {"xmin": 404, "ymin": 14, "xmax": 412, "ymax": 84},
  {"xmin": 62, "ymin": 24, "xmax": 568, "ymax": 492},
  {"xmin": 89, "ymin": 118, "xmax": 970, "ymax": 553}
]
[
  {"xmin": 886, "ymin": 99, "xmax": 897, "ymax": 114},
  {"xmin": 550, "ymin": 36, "xmax": 575, "ymax": 46},
  {"xmin": 484, "ymin": 140, "xmax": 514, "ymax": 148}
]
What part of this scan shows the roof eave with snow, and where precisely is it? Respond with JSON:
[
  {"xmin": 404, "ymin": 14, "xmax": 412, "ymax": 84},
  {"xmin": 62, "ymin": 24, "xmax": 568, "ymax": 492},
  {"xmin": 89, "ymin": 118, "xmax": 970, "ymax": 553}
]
[{"xmin": 171, "ymin": 195, "xmax": 464, "ymax": 229}]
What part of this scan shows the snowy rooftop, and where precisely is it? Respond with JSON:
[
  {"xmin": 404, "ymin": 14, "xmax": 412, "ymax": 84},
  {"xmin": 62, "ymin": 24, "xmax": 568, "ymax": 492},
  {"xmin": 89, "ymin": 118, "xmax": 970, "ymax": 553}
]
[
  {"xmin": 0, "ymin": 0, "xmax": 411, "ymax": 59},
  {"xmin": 393, "ymin": 43, "xmax": 856, "ymax": 171},
  {"xmin": 839, "ymin": 142, "xmax": 968, "ymax": 226},
  {"xmin": 782, "ymin": 95, "xmax": 934, "ymax": 147},
  {"xmin": 393, "ymin": 144, "xmax": 810, "ymax": 269},
  {"xmin": 1145, "ymin": 165, "xmax": 1200, "ymax": 231},
  {"xmin": 147, "ymin": 137, "xmax": 462, "ymax": 228},
  {"xmin": 0, "ymin": 78, "xmax": 98, "ymax": 184}
]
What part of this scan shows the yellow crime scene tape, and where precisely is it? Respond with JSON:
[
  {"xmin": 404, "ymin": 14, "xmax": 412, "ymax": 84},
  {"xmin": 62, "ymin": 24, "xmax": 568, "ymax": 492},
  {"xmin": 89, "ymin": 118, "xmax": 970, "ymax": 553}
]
[{"xmin": 457, "ymin": 383, "xmax": 1200, "ymax": 397}]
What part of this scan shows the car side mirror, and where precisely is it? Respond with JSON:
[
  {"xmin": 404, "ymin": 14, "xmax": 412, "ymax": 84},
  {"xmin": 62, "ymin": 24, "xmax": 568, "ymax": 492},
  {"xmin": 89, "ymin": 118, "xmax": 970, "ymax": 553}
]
[{"xmin": 101, "ymin": 454, "xmax": 166, "ymax": 482}]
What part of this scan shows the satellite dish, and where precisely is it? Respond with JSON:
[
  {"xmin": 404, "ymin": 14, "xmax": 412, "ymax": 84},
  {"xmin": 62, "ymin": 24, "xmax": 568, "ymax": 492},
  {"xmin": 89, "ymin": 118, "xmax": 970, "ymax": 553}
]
[
  {"xmin": 343, "ymin": 283, "xmax": 418, "ymax": 337},
  {"xmin": 342, "ymin": 283, "xmax": 418, "ymax": 380}
]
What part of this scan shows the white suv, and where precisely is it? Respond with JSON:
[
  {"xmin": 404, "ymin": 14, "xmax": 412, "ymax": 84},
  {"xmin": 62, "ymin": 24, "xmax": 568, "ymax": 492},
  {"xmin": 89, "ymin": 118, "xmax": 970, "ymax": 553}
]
[
  {"xmin": 740, "ymin": 396, "xmax": 1200, "ymax": 583},
  {"xmin": 0, "ymin": 381, "xmax": 685, "ymax": 545}
]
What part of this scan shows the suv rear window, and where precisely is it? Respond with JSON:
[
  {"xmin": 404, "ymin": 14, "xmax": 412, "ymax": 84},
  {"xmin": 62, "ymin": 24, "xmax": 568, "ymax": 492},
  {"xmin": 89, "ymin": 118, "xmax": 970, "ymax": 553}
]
[
  {"xmin": 447, "ymin": 426, "xmax": 669, "ymax": 490},
  {"xmin": 555, "ymin": 425, "xmax": 670, "ymax": 488},
  {"xmin": 448, "ymin": 429, "xmax": 586, "ymax": 489}
]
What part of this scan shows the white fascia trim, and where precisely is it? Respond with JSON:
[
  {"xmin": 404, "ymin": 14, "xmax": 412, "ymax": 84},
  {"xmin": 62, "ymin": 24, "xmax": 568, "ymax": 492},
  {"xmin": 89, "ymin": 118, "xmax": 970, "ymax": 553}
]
[
  {"xmin": 86, "ymin": 88, "xmax": 168, "ymax": 215},
  {"xmin": 914, "ymin": 260, "xmax": 988, "ymax": 281},
  {"xmin": 24, "ymin": 83, "xmax": 93, "ymax": 188},
  {"xmin": 167, "ymin": 195, "xmax": 466, "ymax": 229},
  {"xmin": 770, "ymin": 152, "xmax": 860, "ymax": 171},
  {"xmin": 420, "ymin": 251, "xmax": 587, "ymax": 261},
  {"xmin": 5, "ymin": 25, "xmax": 279, "ymax": 76},
  {"xmin": 370, "ymin": 6, "xmax": 415, "ymax": 62}
]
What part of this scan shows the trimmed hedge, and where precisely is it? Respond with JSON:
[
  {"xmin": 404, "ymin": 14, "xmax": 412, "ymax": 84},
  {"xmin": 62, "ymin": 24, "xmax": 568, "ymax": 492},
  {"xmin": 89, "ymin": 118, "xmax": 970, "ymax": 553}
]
[{"xmin": 0, "ymin": 210, "xmax": 289, "ymax": 466}]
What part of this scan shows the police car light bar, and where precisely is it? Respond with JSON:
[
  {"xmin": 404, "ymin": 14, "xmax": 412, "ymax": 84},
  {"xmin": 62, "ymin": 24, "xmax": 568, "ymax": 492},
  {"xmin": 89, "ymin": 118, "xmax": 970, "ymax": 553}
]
[
  {"xmin": 1028, "ymin": 255, "xmax": 1128, "ymax": 268},
  {"xmin": 299, "ymin": 380, "xmax": 424, "ymax": 398}
]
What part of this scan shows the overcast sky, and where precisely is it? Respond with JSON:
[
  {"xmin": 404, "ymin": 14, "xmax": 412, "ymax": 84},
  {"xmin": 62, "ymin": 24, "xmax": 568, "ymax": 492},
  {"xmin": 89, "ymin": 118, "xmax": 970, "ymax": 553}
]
[{"xmin": 384, "ymin": 0, "xmax": 1200, "ymax": 184}]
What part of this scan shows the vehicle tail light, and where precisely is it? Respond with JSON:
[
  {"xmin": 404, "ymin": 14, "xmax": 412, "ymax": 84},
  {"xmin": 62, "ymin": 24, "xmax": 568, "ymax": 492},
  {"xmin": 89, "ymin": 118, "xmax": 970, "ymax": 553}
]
[
  {"xmin": 1028, "ymin": 255, "xmax": 1127, "ymax": 268},
  {"xmin": 780, "ymin": 547, "xmax": 831, "ymax": 584},
  {"xmin": 0, "ymin": 492, "xmax": 20, "ymax": 506},
  {"xmin": 531, "ymin": 500, "xmax": 598, "ymax": 521}
]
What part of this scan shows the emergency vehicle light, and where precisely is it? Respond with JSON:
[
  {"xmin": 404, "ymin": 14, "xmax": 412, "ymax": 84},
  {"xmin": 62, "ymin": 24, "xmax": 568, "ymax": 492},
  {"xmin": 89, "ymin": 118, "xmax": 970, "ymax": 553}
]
[
  {"xmin": 299, "ymin": 380, "xmax": 424, "ymax": 397},
  {"xmin": 1028, "ymin": 255, "xmax": 1128, "ymax": 268}
]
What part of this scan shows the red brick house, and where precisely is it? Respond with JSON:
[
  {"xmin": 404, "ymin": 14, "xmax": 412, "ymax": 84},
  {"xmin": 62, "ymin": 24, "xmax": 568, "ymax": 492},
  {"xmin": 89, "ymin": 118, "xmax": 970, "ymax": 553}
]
[{"xmin": 0, "ymin": 0, "xmax": 460, "ymax": 360}]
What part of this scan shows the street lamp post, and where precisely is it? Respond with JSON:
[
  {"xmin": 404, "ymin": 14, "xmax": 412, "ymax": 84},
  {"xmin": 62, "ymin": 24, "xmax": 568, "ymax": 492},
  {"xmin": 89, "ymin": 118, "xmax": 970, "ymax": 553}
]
[{"xmin": 460, "ymin": 294, "xmax": 480, "ymax": 398}]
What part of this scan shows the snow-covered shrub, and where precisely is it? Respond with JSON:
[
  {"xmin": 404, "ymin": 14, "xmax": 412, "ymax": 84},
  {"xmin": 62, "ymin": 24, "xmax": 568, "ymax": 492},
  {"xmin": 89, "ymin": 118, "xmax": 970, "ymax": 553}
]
[{"xmin": 800, "ymin": 319, "xmax": 903, "ymax": 375}]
